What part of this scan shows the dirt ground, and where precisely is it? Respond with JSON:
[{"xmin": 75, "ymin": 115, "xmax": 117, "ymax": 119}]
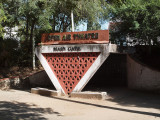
[
  {"xmin": 0, "ymin": 88, "xmax": 160, "ymax": 120},
  {"xmin": 0, "ymin": 66, "xmax": 44, "ymax": 79}
]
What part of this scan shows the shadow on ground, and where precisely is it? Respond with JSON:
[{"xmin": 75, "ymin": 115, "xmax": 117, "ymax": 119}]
[
  {"xmin": 84, "ymin": 86, "xmax": 160, "ymax": 110},
  {"xmin": 0, "ymin": 101, "xmax": 62, "ymax": 120},
  {"xmin": 52, "ymin": 94, "xmax": 160, "ymax": 118},
  {"xmin": 106, "ymin": 87, "xmax": 160, "ymax": 110}
]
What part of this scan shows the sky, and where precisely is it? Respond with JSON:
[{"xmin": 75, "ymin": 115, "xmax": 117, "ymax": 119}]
[{"xmin": 75, "ymin": 21, "xmax": 109, "ymax": 31}]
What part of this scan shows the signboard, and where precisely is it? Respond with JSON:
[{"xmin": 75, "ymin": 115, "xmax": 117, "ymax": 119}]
[{"xmin": 40, "ymin": 30, "xmax": 109, "ymax": 45}]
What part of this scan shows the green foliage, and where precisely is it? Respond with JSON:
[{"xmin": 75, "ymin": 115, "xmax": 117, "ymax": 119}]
[
  {"xmin": 47, "ymin": 0, "xmax": 106, "ymax": 32},
  {"xmin": 0, "ymin": 0, "xmax": 107, "ymax": 67},
  {"xmin": 106, "ymin": 0, "xmax": 160, "ymax": 47},
  {"xmin": 0, "ymin": 3, "xmax": 6, "ymax": 37},
  {"xmin": 0, "ymin": 37, "xmax": 19, "ymax": 67},
  {"xmin": 18, "ymin": 0, "xmax": 52, "ymax": 31},
  {"xmin": 80, "ymin": 0, "xmax": 106, "ymax": 30}
]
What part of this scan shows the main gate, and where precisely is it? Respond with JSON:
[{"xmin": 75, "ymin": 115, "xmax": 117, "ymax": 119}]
[{"xmin": 35, "ymin": 30, "xmax": 109, "ymax": 95}]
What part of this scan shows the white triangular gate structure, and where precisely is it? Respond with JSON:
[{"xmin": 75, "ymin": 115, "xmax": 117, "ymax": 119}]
[
  {"xmin": 35, "ymin": 30, "xmax": 110, "ymax": 95},
  {"xmin": 36, "ymin": 44, "xmax": 109, "ymax": 94}
]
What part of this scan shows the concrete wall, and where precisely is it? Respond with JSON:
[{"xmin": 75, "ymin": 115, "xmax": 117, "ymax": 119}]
[
  {"xmin": 0, "ymin": 77, "xmax": 20, "ymax": 90},
  {"xmin": 29, "ymin": 70, "xmax": 53, "ymax": 88},
  {"xmin": 127, "ymin": 55, "xmax": 160, "ymax": 91}
]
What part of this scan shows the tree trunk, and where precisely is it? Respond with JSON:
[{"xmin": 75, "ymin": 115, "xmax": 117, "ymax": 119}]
[
  {"xmin": 59, "ymin": 14, "xmax": 65, "ymax": 32},
  {"xmin": 148, "ymin": 39, "xmax": 152, "ymax": 55},
  {"xmin": 63, "ymin": 17, "xmax": 69, "ymax": 32},
  {"xmin": 147, "ymin": 36, "xmax": 152, "ymax": 55},
  {"xmin": 26, "ymin": 16, "xmax": 29, "ymax": 46},
  {"xmin": 87, "ymin": 20, "xmax": 93, "ymax": 31},
  {"xmin": 30, "ymin": 20, "xmax": 35, "ymax": 49},
  {"xmin": 53, "ymin": 15, "xmax": 55, "ymax": 32},
  {"xmin": 30, "ymin": 20, "xmax": 36, "ymax": 69}
]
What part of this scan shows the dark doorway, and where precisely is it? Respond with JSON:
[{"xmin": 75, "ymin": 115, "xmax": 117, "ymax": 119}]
[{"xmin": 83, "ymin": 53, "xmax": 127, "ymax": 91}]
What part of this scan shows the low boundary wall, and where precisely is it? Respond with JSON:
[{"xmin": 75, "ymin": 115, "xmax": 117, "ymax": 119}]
[{"xmin": 127, "ymin": 55, "xmax": 160, "ymax": 92}]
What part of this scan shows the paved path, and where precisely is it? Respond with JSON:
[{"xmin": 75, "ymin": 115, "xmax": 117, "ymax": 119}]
[{"xmin": 0, "ymin": 88, "xmax": 160, "ymax": 120}]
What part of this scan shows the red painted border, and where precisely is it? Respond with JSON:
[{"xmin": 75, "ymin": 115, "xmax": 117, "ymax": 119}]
[{"xmin": 0, "ymin": 76, "xmax": 19, "ymax": 82}]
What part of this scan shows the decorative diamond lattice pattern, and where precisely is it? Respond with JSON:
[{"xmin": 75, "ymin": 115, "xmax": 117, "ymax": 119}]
[{"xmin": 43, "ymin": 52, "xmax": 100, "ymax": 94}]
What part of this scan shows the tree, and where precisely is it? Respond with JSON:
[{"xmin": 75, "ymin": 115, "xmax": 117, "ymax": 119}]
[
  {"xmin": 2, "ymin": 0, "xmax": 23, "ymax": 40},
  {"xmin": 0, "ymin": 37, "xmax": 19, "ymax": 67},
  {"xmin": 18, "ymin": 0, "xmax": 53, "ymax": 68},
  {"xmin": 106, "ymin": 0, "xmax": 160, "ymax": 50},
  {"xmin": 0, "ymin": 3, "xmax": 6, "ymax": 37},
  {"xmin": 76, "ymin": 0, "xmax": 106, "ymax": 31},
  {"xmin": 48, "ymin": 0, "xmax": 106, "ymax": 32},
  {"xmin": 1, "ymin": 0, "xmax": 107, "ymax": 68}
]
